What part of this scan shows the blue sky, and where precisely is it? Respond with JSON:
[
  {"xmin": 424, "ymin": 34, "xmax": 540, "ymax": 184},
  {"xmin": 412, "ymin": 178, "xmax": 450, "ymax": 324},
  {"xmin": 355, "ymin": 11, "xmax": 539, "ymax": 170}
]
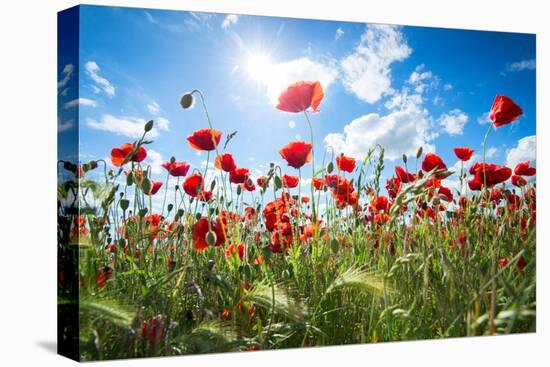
[{"xmin": 58, "ymin": 5, "xmax": 536, "ymax": 197}]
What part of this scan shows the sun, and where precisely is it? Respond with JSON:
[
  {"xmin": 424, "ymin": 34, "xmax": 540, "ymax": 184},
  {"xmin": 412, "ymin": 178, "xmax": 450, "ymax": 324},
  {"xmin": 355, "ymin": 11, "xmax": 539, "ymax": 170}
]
[{"xmin": 244, "ymin": 51, "xmax": 273, "ymax": 84}]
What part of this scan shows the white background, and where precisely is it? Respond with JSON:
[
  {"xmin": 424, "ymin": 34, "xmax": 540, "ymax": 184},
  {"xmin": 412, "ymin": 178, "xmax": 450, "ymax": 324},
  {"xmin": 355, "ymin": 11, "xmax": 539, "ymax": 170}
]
[{"xmin": 0, "ymin": 0, "xmax": 547, "ymax": 365}]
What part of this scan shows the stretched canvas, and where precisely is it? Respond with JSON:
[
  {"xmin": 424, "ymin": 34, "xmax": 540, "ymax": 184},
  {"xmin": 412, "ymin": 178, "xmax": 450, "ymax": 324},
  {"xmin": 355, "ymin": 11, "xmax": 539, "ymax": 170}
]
[{"xmin": 58, "ymin": 5, "xmax": 536, "ymax": 361}]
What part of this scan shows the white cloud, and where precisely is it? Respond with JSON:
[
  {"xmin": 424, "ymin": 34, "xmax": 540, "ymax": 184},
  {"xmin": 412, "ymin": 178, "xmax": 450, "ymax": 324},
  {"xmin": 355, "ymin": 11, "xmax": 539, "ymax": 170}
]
[
  {"xmin": 477, "ymin": 111, "xmax": 490, "ymax": 125},
  {"xmin": 324, "ymin": 102, "xmax": 434, "ymax": 161},
  {"xmin": 64, "ymin": 98, "xmax": 97, "ymax": 109},
  {"xmin": 57, "ymin": 118, "xmax": 73, "ymax": 132},
  {"xmin": 288, "ymin": 120, "xmax": 296, "ymax": 129},
  {"xmin": 260, "ymin": 57, "xmax": 339, "ymax": 106},
  {"xmin": 506, "ymin": 135, "xmax": 536, "ymax": 168},
  {"xmin": 147, "ymin": 101, "xmax": 160, "ymax": 114},
  {"xmin": 507, "ymin": 59, "xmax": 536, "ymax": 72},
  {"xmin": 486, "ymin": 146, "xmax": 498, "ymax": 159},
  {"xmin": 335, "ymin": 27, "xmax": 344, "ymax": 40},
  {"xmin": 443, "ymin": 83, "xmax": 453, "ymax": 91},
  {"xmin": 156, "ymin": 117, "xmax": 170, "ymax": 131},
  {"xmin": 85, "ymin": 61, "xmax": 115, "ymax": 97},
  {"xmin": 221, "ymin": 14, "xmax": 239, "ymax": 29},
  {"xmin": 86, "ymin": 114, "xmax": 165, "ymax": 138},
  {"xmin": 340, "ymin": 24, "xmax": 411, "ymax": 103},
  {"xmin": 58, "ymin": 64, "xmax": 74, "ymax": 90},
  {"xmin": 439, "ymin": 109, "xmax": 469, "ymax": 135},
  {"xmin": 145, "ymin": 149, "xmax": 164, "ymax": 175}
]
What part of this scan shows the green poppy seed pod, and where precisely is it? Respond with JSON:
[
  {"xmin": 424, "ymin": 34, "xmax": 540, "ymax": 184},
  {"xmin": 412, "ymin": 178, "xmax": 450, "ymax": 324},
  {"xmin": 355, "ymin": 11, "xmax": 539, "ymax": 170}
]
[
  {"xmin": 170, "ymin": 156, "xmax": 176, "ymax": 164},
  {"xmin": 195, "ymin": 212, "xmax": 202, "ymax": 220},
  {"xmin": 236, "ymin": 184, "xmax": 242, "ymax": 195},
  {"xmin": 138, "ymin": 208, "xmax": 148, "ymax": 217},
  {"xmin": 144, "ymin": 120, "xmax": 154, "ymax": 132},
  {"xmin": 119, "ymin": 199, "xmax": 129, "ymax": 211},
  {"xmin": 327, "ymin": 161, "xmax": 334, "ymax": 173},
  {"xmin": 247, "ymin": 178, "xmax": 253, "ymax": 187},
  {"xmin": 180, "ymin": 93, "xmax": 194, "ymax": 109},
  {"xmin": 416, "ymin": 146, "xmax": 423, "ymax": 159},
  {"xmin": 205, "ymin": 230, "xmax": 217, "ymax": 246},
  {"xmin": 210, "ymin": 180, "xmax": 216, "ymax": 191},
  {"xmin": 141, "ymin": 177, "xmax": 152, "ymax": 194},
  {"xmin": 402, "ymin": 154, "xmax": 407, "ymax": 164},
  {"xmin": 167, "ymin": 204, "xmax": 174, "ymax": 212},
  {"xmin": 432, "ymin": 197, "xmax": 441, "ymax": 207}
]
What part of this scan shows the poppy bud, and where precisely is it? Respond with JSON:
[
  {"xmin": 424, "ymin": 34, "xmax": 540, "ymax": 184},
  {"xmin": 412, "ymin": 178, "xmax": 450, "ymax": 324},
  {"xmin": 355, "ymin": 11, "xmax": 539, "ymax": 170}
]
[
  {"xmin": 331, "ymin": 238, "xmax": 339, "ymax": 253},
  {"xmin": 195, "ymin": 212, "xmax": 202, "ymax": 220},
  {"xmin": 126, "ymin": 172, "xmax": 134, "ymax": 186},
  {"xmin": 141, "ymin": 177, "xmax": 152, "ymax": 194},
  {"xmin": 170, "ymin": 156, "xmax": 176, "ymax": 164},
  {"xmin": 180, "ymin": 93, "xmax": 194, "ymax": 109},
  {"xmin": 402, "ymin": 154, "xmax": 407, "ymax": 164},
  {"xmin": 237, "ymin": 185, "xmax": 242, "ymax": 195},
  {"xmin": 206, "ymin": 230, "xmax": 217, "ymax": 246},
  {"xmin": 144, "ymin": 120, "xmax": 154, "ymax": 132},
  {"xmin": 416, "ymin": 147, "xmax": 423, "ymax": 159},
  {"xmin": 90, "ymin": 160, "xmax": 98, "ymax": 169},
  {"xmin": 138, "ymin": 208, "xmax": 148, "ymax": 217},
  {"xmin": 210, "ymin": 180, "xmax": 216, "ymax": 191},
  {"xmin": 274, "ymin": 176, "xmax": 282, "ymax": 190},
  {"xmin": 167, "ymin": 204, "xmax": 174, "ymax": 212},
  {"xmin": 327, "ymin": 161, "xmax": 334, "ymax": 173}
]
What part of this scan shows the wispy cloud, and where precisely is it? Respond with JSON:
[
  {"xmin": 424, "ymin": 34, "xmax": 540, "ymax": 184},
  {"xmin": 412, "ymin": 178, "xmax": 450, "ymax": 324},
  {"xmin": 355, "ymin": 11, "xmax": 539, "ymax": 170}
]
[
  {"xmin": 335, "ymin": 27, "xmax": 344, "ymax": 40},
  {"xmin": 64, "ymin": 98, "xmax": 97, "ymax": 109},
  {"xmin": 58, "ymin": 117, "xmax": 74, "ymax": 132},
  {"xmin": 221, "ymin": 14, "xmax": 238, "ymax": 29},
  {"xmin": 147, "ymin": 101, "xmax": 160, "ymax": 115},
  {"xmin": 507, "ymin": 59, "xmax": 536, "ymax": 72},
  {"xmin": 86, "ymin": 114, "xmax": 169, "ymax": 138},
  {"xmin": 85, "ymin": 61, "xmax": 115, "ymax": 97},
  {"xmin": 340, "ymin": 24, "xmax": 412, "ymax": 103},
  {"xmin": 58, "ymin": 64, "xmax": 74, "ymax": 90}
]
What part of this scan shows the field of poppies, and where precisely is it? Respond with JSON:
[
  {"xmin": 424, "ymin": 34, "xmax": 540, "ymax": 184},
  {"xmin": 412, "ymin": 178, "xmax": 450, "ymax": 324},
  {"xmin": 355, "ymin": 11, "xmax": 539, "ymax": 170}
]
[{"xmin": 57, "ymin": 81, "xmax": 536, "ymax": 361}]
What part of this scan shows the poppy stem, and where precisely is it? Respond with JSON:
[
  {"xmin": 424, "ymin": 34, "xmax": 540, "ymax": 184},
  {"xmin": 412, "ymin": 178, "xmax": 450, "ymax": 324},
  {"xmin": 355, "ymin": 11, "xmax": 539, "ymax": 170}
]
[
  {"xmin": 303, "ymin": 111, "xmax": 317, "ymax": 221},
  {"xmin": 161, "ymin": 171, "xmax": 170, "ymax": 217}
]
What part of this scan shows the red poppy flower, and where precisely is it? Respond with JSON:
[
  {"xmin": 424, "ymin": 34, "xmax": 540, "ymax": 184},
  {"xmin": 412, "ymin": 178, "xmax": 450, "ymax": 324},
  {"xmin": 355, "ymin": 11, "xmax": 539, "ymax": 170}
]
[
  {"xmin": 514, "ymin": 161, "xmax": 536, "ymax": 176},
  {"xmin": 141, "ymin": 316, "xmax": 164, "ymax": 345},
  {"xmin": 162, "ymin": 161, "xmax": 190, "ymax": 177},
  {"xmin": 279, "ymin": 141, "xmax": 313, "ymax": 169},
  {"xmin": 325, "ymin": 174, "xmax": 354, "ymax": 196},
  {"xmin": 187, "ymin": 128, "xmax": 222, "ymax": 151},
  {"xmin": 242, "ymin": 179, "xmax": 256, "ymax": 192},
  {"xmin": 183, "ymin": 173, "xmax": 203, "ymax": 197},
  {"xmin": 282, "ymin": 174, "xmax": 299, "ymax": 188},
  {"xmin": 372, "ymin": 196, "xmax": 390, "ymax": 212},
  {"xmin": 394, "ymin": 166, "xmax": 416, "ymax": 183},
  {"xmin": 489, "ymin": 95, "xmax": 523, "ymax": 127},
  {"xmin": 422, "ymin": 153, "xmax": 447, "ymax": 172},
  {"xmin": 438, "ymin": 186, "xmax": 453, "ymax": 202},
  {"xmin": 453, "ymin": 147, "xmax": 474, "ymax": 161},
  {"xmin": 511, "ymin": 175, "xmax": 527, "ymax": 187},
  {"xmin": 276, "ymin": 81, "xmax": 324, "ymax": 113},
  {"xmin": 198, "ymin": 190, "xmax": 213, "ymax": 202},
  {"xmin": 230, "ymin": 168, "xmax": 249, "ymax": 184},
  {"xmin": 214, "ymin": 153, "xmax": 237, "ymax": 173},
  {"xmin": 471, "ymin": 163, "xmax": 512, "ymax": 186},
  {"xmin": 386, "ymin": 177, "xmax": 401, "ymax": 199},
  {"xmin": 111, "ymin": 143, "xmax": 147, "ymax": 167},
  {"xmin": 336, "ymin": 155, "xmax": 356, "ymax": 173},
  {"xmin": 257, "ymin": 176, "xmax": 269, "ymax": 188},
  {"xmin": 312, "ymin": 177, "xmax": 326, "ymax": 190},
  {"xmin": 191, "ymin": 217, "xmax": 225, "ymax": 252},
  {"xmin": 145, "ymin": 181, "xmax": 163, "ymax": 196}
]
